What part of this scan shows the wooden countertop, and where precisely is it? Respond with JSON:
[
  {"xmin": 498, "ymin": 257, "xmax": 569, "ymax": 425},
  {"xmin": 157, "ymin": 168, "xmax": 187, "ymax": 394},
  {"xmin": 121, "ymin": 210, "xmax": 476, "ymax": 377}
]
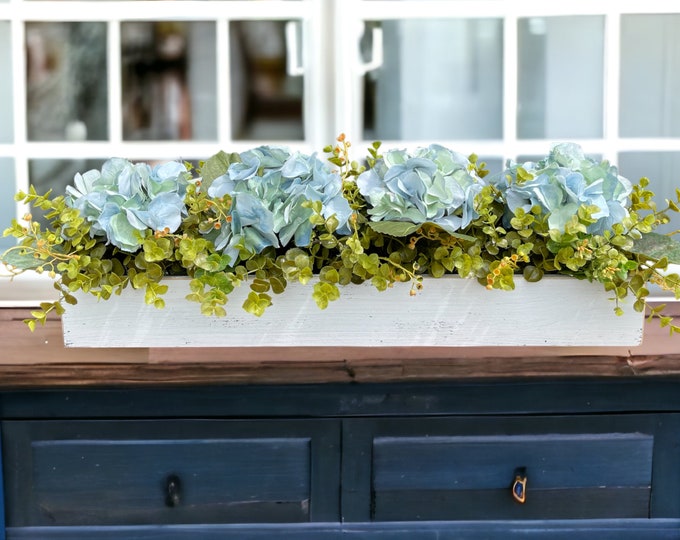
[{"xmin": 1, "ymin": 305, "xmax": 679, "ymax": 388}]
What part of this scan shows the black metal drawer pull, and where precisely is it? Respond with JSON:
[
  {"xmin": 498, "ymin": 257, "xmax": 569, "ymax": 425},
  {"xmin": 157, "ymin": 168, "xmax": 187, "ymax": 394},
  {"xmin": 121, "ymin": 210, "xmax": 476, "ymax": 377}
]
[
  {"xmin": 165, "ymin": 474, "xmax": 181, "ymax": 507},
  {"xmin": 512, "ymin": 467, "xmax": 527, "ymax": 504}
]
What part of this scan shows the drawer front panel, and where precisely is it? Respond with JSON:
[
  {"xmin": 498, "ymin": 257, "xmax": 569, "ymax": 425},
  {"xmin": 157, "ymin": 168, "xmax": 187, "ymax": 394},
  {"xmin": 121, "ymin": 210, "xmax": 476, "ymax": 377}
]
[
  {"xmin": 3, "ymin": 420, "xmax": 338, "ymax": 526},
  {"xmin": 342, "ymin": 415, "xmax": 658, "ymax": 522},
  {"xmin": 32, "ymin": 438, "xmax": 310, "ymax": 524},
  {"xmin": 374, "ymin": 433, "xmax": 653, "ymax": 520}
]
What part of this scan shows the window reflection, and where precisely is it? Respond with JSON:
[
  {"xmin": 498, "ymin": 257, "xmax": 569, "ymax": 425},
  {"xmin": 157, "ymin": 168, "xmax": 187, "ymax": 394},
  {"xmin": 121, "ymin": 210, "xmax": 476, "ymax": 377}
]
[
  {"xmin": 517, "ymin": 16, "xmax": 604, "ymax": 140},
  {"xmin": 230, "ymin": 20, "xmax": 304, "ymax": 141},
  {"xmin": 620, "ymin": 15, "xmax": 680, "ymax": 138},
  {"xmin": 30, "ymin": 158, "xmax": 105, "ymax": 196},
  {"xmin": 0, "ymin": 159, "xmax": 16, "ymax": 252},
  {"xmin": 0, "ymin": 22, "xmax": 12, "ymax": 143},
  {"xmin": 363, "ymin": 19, "xmax": 503, "ymax": 141},
  {"xmin": 479, "ymin": 157, "xmax": 503, "ymax": 176},
  {"xmin": 619, "ymin": 152, "xmax": 680, "ymax": 235},
  {"xmin": 122, "ymin": 21, "xmax": 217, "ymax": 141},
  {"xmin": 25, "ymin": 22, "xmax": 108, "ymax": 141},
  {"xmin": 28, "ymin": 159, "xmax": 105, "ymax": 229}
]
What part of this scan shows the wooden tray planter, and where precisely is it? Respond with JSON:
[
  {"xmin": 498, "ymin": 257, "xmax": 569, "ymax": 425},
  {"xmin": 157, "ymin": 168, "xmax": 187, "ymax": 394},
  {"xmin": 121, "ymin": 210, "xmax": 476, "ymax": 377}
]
[{"xmin": 61, "ymin": 276, "xmax": 644, "ymax": 348}]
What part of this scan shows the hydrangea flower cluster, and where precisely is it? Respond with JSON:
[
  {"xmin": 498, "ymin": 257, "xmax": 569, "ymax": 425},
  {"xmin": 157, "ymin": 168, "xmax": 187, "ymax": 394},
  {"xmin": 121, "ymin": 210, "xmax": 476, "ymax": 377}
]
[
  {"xmin": 356, "ymin": 144, "xmax": 485, "ymax": 234},
  {"xmin": 491, "ymin": 143, "xmax": 633, "ymax": 235},
  {"xmin": 207, "ymin": 146, "xmax": 352, "ymax": 264},
  {"xmin": 65, "ymin": 158, "xmax": 190, "ymax": 252}
]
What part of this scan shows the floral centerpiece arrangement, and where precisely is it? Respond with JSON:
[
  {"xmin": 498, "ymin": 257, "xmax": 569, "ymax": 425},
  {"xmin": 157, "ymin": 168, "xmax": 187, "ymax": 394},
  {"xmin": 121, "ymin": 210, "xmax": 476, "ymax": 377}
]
[{"xmin": 2, "ymin": 135, "xmax": 679, "ymax": 334}]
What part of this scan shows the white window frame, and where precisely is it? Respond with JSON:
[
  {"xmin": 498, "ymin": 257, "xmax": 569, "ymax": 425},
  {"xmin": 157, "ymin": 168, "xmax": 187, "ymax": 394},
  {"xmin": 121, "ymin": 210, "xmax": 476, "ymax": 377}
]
[
  {"xmin": 0, "ymin": 0, "xmax": 331, "ymax": 304},
  {"xmin": 336, "ymin": 0, "xmax": 680, "ymax": 160},
  {"xmin": 1, "ymin": 0, "xmax": 679, "ymax": 305},
  {"xmin": 335, "ymin": 0, "xmax": 680, "ymax": 300}
]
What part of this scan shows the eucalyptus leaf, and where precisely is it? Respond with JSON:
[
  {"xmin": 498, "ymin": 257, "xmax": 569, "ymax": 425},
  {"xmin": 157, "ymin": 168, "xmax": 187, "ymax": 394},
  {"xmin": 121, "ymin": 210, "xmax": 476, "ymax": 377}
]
[
  {"xmin": 1, "ymin": 248, "xmax": 44, "ymax": 270},
  {"xmin": 631, "ymin": 232, "xmax": 680, "ymax": 264},
  {"xmin": 368, "ymin": 221, "xmax": 475, "ymax": 242},
  {"xmin": 367, "ymin": 221, "xmax": 420, "ymax": 237},
  {"xmin": 200, "ymin": 151, "xmax": 239, "ymax": 190},
  {"xmin": 522, "ymin": 265, "xmax": 543, "ymax": 282}
]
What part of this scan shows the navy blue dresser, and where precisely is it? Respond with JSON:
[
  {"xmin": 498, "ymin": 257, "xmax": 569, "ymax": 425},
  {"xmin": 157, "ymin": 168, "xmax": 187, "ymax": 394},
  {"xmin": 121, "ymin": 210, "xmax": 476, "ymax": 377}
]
[{"xmin": 2, "ymin": 379, "xmax": 680, "ymax": 539}]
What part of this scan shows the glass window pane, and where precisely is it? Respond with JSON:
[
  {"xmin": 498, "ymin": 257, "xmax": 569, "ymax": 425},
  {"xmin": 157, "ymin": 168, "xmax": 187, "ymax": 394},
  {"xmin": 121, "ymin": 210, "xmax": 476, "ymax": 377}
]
[
  {"xmin": 29, "ymin": 159, "xmax": 105, "ymax": 227},
  {"xmin": 518, "ymin": 16, "xmax": 604, "ymax": 139},
  {"xmin": 0, "ymin": 159, "xmax": 16, "ymax": 252},
  {"xmin": 0, "ymin": 22, "xmax": 12, "ymax": 143},
  {"xmin": 26, "ymin": 22, "xmax": 108, "ymax": 141},
  {"xmin": 30, "ymin": 159, "xmax": 105, "ymax": 196},
  {"xmin": 620, "ymin": 15, "xmax": 680, "ymax": 137},
  {"xmin": 230, "ymin": 20, "xmax": 304, "ymax": 141},
  {"xmin": 122, "ymin": 21, "xmax": 217, "ymax": 141},
  {"xmin": 478, "ymin": 156, "xmax": 503, "ymax": 177},
  {"xmin": 618, "ymin": 152, "xmax": 680, "ymax": 234},
  {"xmin": 364, "ymin": 18, "xmax": 502, "ymax": 141}
]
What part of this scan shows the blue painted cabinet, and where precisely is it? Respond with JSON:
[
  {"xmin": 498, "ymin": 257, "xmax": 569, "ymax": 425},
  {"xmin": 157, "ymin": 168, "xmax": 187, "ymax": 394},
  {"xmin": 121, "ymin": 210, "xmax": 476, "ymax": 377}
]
[{"xmin": 1, "ymin": 380, "xmax": 680, "ymax": 539}]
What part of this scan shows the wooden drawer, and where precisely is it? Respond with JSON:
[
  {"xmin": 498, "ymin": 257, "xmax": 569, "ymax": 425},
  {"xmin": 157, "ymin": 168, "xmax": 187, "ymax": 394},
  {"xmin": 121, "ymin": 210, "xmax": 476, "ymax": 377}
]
[
  {"xmin": 2, "ymin": 419, "xmax": 339, "ymax": 526},
  {"xmin": 343, "ymin": 415, "xmax": 659, "ymax": 522}
]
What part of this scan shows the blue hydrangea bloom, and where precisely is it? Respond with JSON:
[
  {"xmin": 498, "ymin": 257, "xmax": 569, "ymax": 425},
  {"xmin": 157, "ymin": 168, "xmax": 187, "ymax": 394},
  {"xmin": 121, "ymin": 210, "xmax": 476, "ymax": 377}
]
[
  {"xmin": 212, "ymin": 192, "xmax": 280, "ymax": 267},
  {"xmin": 491, "ymin": 143, "xmax": 632, "ymax": 235},
  {"xmin": 65, "ymin": 158, "xmax": 190, "ymax": 252},
  {"xmin": 207, "ymin": 146, "xmax": 352, "ymax": 261},
  {"xmin": 356, "ymin": 144, "xmax": 485, "ymax": 234}
]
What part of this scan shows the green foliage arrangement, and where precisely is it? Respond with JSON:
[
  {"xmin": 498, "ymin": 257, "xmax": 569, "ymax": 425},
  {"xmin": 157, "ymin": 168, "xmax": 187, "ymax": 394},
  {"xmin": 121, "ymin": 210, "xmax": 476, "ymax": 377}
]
[{"xmin": 2, "ymin": 135, "xmax": 680, "ymax": 333}]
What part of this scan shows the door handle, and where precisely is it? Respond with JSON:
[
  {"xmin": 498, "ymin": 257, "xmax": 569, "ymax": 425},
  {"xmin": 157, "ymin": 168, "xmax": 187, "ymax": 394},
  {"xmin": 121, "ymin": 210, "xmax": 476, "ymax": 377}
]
[
  {"xmin": 165, "ymin": 474, "xmax": 181, "ymax": 507},
  {"xmin": 512, "ymin": 467, "xmax": 527, "ymax": 504}
]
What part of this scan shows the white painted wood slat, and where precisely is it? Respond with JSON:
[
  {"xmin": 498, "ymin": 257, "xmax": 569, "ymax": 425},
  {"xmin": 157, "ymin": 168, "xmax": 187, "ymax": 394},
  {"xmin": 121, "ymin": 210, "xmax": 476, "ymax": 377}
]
[{"xmin": 62, "ymin": 276, "xmax": 644, "ymax": 348}]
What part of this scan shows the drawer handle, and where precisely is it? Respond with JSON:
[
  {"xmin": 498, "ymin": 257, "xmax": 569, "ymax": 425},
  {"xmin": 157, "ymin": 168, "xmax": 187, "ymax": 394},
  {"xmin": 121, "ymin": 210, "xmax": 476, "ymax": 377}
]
[
  {"xmin": 165, "ymin": 474, "xmax": 181, "ymax": 507},
  {"xmin": 511, "ymin": 467, "xmax": 527, "ymax": 504}
]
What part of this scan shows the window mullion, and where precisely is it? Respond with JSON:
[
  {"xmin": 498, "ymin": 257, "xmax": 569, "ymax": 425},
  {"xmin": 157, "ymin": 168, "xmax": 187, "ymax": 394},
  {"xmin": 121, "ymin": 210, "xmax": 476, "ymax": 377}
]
[
  {"xmin": 332, "ymin": 0, "xmax": 361, "ymax": 144},
  {"xmin": 303, "ymin": 0, "xmax": 332, "ymax": 148}
]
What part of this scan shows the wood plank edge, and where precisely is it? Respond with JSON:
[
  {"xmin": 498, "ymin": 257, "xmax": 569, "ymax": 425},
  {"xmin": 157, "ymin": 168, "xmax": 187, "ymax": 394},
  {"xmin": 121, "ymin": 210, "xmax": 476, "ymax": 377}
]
[{"xmin": 0, "ymin": 354, "xmax": 679, "ymax": 388}]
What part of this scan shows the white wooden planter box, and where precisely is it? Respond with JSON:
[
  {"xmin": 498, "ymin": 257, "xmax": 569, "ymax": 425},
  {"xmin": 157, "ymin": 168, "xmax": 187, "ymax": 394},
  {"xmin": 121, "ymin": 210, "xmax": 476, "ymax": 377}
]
[{"xmin": 61, "ymin": 276, "xmax": 644, "ymax": 348}]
